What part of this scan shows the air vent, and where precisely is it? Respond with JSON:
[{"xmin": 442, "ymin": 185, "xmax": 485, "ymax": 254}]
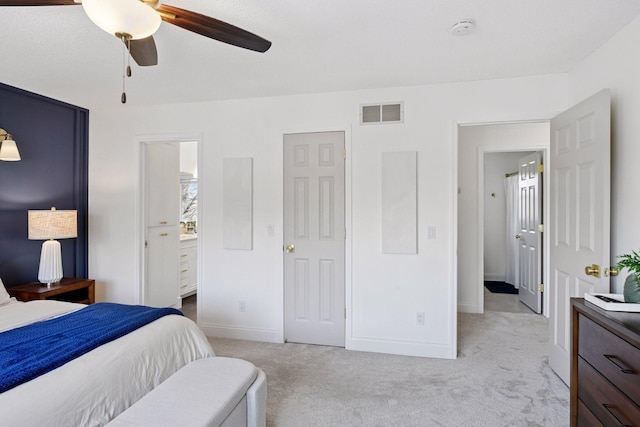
[{"xmin": 360, "ymin": 102, "xmax": 403, "ymax": 125}]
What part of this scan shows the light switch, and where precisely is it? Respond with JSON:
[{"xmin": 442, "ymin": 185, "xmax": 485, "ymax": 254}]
[{"xmin": 427, "ymin": 226, "xmax": 436, "ymax": 240}]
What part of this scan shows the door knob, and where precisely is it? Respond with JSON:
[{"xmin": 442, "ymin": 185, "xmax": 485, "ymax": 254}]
[
  {"xmin": 585, "ymin": 264, "xmax": 601, "ymax": 278},
  {"xmin": 515, "ymin": 234, "xmax": 522, "ymax": 240},
  {"xmin": 605, "ymin": 267, "xmax": 619, "ymax": 277},
  {"xmin": 285, "ymin": 244, "xmax": 295, "ymax": 253}
]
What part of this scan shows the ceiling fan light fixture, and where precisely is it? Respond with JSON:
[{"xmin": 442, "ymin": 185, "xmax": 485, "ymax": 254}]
[{"xmin": 82, "ymin": 0, "xmax": 161, "ymax": 40}]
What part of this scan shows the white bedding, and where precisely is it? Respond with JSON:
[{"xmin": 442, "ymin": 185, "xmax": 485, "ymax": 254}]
[
  {"xmin": 0, "ymin": 300, "xmax": 215, "ymax": 426},
  {"xmin": 0, "ymin": 299, "xmax": 83, "ymax": 332}
]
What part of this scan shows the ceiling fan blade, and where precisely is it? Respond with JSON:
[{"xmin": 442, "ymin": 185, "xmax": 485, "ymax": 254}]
[
  {"xmin": 156, "ymin": 4, "xmax": 271, "ymax": 53},
  {"xmin": 0, "ymin": 0, "xmax": 78, "ymax": 5},
  {"xmin": 127, "ymin": 36, "xmax": 158, "ymax": 66}
]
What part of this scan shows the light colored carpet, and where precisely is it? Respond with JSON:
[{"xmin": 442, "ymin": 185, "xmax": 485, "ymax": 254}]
[{"xmin": 208, "ymin": 311, "xmax": 569, "ymax": 427}]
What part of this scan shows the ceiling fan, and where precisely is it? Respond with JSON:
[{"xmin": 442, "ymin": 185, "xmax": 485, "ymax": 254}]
[
  {"xmin": 1, "ymin": 0, "xmax": 271, "ymax": 101},
  {"xmin": 0, "ymin": 0, "xmax": 271, "ymax": 65}
]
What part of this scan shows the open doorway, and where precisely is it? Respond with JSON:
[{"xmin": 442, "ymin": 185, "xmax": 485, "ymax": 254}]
[
  {"xmin": 483, "ymin": 151, "xmax": 541, "ymax": 314},
  {"xmin": 138, "ymin": 136, "xmax": 201, "ymax": 318},
  {"xmin": 456, "ymin": 91, "xmax": 611, "ymax": 384},
  {"xmin": 457, "ymin": 121, "xmax": 550, "ymax": 316}
]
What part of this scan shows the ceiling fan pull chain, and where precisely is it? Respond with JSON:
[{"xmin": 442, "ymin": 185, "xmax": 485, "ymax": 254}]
[
  {"xmin": 126, "ymin": 37, "xmax": 132, "ymax": 78},
  {"xmin": 121, "ymin": 37, "xmax": 127, "ymax": 104}
]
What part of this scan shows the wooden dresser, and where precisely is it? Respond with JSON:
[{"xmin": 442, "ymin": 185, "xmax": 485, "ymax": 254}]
[{"xmin": 571, "ymin": 298, "xmax": 640, "ymax": 426}]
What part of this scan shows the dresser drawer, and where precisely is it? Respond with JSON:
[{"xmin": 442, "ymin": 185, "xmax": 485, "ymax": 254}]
[
  {"xmin": 577, "ymin": 399, "xmax": 602, "ymax": 427},
  {"xmin": 577, "ymin": 357, "xmax": 640, "ymax": 426},
  {"xmin": 578, "ymin": 314, "xmax": 640, "ymax": 404}
]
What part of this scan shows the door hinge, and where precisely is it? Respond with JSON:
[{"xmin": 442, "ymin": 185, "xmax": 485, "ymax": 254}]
[
  {"xmin": 344, "ymin": 308, "xmax": 346, "ymax": 319},
  {"xmin": 145, "ymin": 240, "xmax": 148, "ymax": 248},
  {"xmin": 538, "ymin": 164, "xmax": 544, "ymax": 173},
  {"xmin": 538, "ymin": 224, "xmax": 544, "ymax": 233},
  {"xmin": 343, "ymin": 148, "xmax": 346, "ymax": 159},
  {"xmin": 538, "ymin": 283, "xmax": 544, "ymax": 292}
]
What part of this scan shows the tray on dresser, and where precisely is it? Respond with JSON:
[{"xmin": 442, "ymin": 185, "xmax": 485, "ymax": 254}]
[{"xmin": 585, "ymin": 293, "xmax": 640, "ymax": 312}]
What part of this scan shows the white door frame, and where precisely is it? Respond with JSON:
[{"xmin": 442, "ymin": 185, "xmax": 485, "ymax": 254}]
[
  {"xmin": 455, "ymin": 119, "xmax": 551, "ymax": 317},
  {"xmin": 279, "ymin": 125, "xmax": 352, "ymax": 348},
  {"xmin": 135, "ymin": 133, "xmax": 203, "ymax": 315}
]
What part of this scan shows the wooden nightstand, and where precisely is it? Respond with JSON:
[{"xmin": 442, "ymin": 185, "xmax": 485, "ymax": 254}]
[{"xmin": 8, "ymin": 278, "xmax": 95, "ymax": 305}]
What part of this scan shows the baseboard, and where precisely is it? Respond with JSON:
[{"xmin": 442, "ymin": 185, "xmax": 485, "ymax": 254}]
[
  {"xmin": 457, "ymin": 302, "xmax": 481, "ymax": 314},
  {"xmin": 199, "ymin": 323, "xmax": 281, "ymax": 343},
  {"xmin": 484, "ymin": 274, "xmax": 506, "ymax": 282},
  {"xmin": 347, "ymin": 337, "xmax": 455, "ymax": 359}
]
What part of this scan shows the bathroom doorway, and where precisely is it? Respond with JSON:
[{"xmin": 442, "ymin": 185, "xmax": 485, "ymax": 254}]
[
  {"xmin": 139, "ymin": 136, "xmax": 201, "ymax": 314},
  {"xmin": 483, "ymin": 151, "xmax": 541, "ymax": 314}
]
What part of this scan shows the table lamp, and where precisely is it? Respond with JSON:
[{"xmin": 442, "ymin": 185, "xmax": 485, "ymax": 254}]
[{"xmin": 28, "ymin": 207, "xmax": 78, "ymax": 287}]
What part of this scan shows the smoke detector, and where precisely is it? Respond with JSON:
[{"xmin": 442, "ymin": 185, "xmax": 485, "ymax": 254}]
[{"xmin": 450, "ymin": 20, "xmax": 474, "ymax": 35}]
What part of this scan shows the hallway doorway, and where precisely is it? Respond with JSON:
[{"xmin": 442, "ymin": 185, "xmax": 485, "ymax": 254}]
[{"xmin": 457, "ymin": 121, "xmax": 550, "ymax": 316}]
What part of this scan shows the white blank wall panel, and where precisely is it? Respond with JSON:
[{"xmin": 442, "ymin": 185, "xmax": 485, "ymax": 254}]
[
  {"xmin": 223, "ymin": 157, "xmax": 253, "ymax": 250},
  {"xmin": 381, "ymin": 151, "xmax": 417, "ymax": 254}
]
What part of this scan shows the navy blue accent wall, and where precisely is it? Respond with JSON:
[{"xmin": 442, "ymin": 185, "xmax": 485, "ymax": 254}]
[{"xmin": 0, "ymin": 83, "xmax": 88, "ymax": 287}]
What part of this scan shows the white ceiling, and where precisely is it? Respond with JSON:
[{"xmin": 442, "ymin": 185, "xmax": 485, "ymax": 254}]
[{"xmin": 1, "ymin": 0, "xmax": 639, "ymax": 109}]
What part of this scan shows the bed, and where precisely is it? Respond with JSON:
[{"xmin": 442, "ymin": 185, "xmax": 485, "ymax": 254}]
[{"xmin": 0, "ymin": 281, "xmax": 215, "ymax": 427}]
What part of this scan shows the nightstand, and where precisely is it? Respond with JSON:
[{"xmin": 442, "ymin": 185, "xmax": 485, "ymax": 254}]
[{"xmin": 8, "ymin": 278, "xmax": 95, "ymax": 304}]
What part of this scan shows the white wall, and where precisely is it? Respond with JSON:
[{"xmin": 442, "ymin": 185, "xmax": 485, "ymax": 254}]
[
  {"xmin": 457, "ymin": 123, "xmax": 550, "ymax": 313},
  {"xmin": 567, "ymin": 14, "xmax": 640, "ymax": 293},
  {"xmin": 483, "ymin": 152, "xmax": 527, "ymax": 282},
  {"xmin": 88, "ymin": 74, "xmax": 566, "ymax": 359},
  {"xmin": 180, "ymin": 142, "xmax": 198, "ymax": 178}
]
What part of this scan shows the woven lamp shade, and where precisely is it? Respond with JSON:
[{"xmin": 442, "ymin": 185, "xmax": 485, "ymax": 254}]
[
  {"xmin": 28, "ymin": 208, "xmax": 77, "ymax": 286},
  {"xmin": 28, "ymin": 209, "xmax": 77, "ymax": 240}
]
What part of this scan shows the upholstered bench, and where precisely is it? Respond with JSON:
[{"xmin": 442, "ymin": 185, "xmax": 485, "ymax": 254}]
[{"xmin": 108, "ymin": 357, "xmax": 267, "ymax": 427}]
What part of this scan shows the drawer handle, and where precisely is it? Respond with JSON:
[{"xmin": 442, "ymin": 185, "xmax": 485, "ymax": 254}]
[
  {"xmin": 602, "ymin": 404, "xmax": 630, "ymax": 427},
  {"xmin": 604, "ymin": 354, "xmax": 635, "ymax": 374},
  {"xmin": 181, "ymin": 269, "xmax": 188, "ymax": 273}
]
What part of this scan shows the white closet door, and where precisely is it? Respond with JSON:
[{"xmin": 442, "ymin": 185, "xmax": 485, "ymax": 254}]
[
  {"xmin": 283, "ymin": 131, "xmax": 345, "ymax": 347},
  {"xmin": 144, "ymin": 143, "xmax": 180, "ymax": 307}
]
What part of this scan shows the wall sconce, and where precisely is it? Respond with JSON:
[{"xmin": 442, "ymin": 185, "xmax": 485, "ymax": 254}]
[
  {"xmin": 0, "ymin": 128, "xmax": 21, "ymax": 161},
  {"xmin": 28, "ymin": 207, "xmax": 78, "ymax": 287}
]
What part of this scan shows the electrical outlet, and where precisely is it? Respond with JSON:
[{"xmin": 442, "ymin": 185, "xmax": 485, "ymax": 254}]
[
  {"xmin": 239, "ymin": 301, "xmax": 246, "ymax": 312},
  {"xmin": 416, "ymin": 312, "xmax": 425, "ymax": 326}
]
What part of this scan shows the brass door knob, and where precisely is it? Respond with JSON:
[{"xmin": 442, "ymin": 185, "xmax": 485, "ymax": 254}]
[
  {"xmin": 515, "ymin": 234, "xmax": 522, "ymax": 240},
  {"xmin": 585, "ymin": 264, "xmax": 601, "ymax": 278},
  {"xmin": 285, "ymin": 244, "xmax": 295, "ymax": 253},
  {"xmin": 605, "ymin": 267, "xmax": 619, "ymax": 277}
]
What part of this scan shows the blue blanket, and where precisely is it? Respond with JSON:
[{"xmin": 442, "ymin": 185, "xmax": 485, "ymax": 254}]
[{"xmin": 0, "ymin": 302, "xmax": 182, "ymax": 394}]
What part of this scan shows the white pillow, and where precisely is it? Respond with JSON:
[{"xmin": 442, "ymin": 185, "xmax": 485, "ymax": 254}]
[{"xmin": 0, "ymin": 277, "xmax": 13, "ymax": 306}]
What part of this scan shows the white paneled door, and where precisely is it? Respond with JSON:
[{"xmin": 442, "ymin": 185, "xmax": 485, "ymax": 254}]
[
  {"xmin": 549, "ymin": 89, "xmax": 611, "ymax": 385},
  {"xmin": 283, "ymin": 132, "xmax": 345, "ymax": 347},
  {"xmin": 517, "ymin": 152, "xmax": 542, "ymax": 313}
]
